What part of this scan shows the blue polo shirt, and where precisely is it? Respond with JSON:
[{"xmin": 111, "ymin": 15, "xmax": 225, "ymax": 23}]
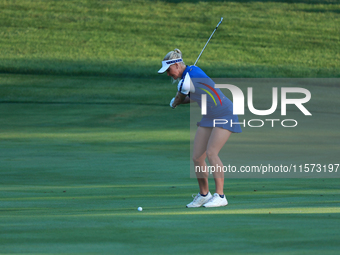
[{"xmin": 177, "ymin": 65, "xmax": 242, "ymax": 133}]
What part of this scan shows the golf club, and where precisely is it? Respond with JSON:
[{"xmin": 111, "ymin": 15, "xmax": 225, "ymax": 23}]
[{"xmin": 194, "ymin": 17, "xmax": 223, "ymax": 66}]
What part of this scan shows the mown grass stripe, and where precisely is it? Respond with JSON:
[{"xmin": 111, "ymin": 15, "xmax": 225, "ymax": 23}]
[{"xmin": 1, "ymin": 207, "xmax": 339, "ymax": 218}]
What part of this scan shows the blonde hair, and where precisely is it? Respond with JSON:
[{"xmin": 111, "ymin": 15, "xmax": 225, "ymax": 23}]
[{"xmin": 163, "ymin": 48, "xmax": 185, "ymax": 66}]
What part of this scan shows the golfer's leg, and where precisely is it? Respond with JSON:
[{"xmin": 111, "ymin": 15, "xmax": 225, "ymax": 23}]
[
  {"xmin": 192, "ymin": 127, "xmax": 212, "ymax": 195},
  {"xmin": 206, "ymin": 127, "xmax": 232, "ymax": 195}
]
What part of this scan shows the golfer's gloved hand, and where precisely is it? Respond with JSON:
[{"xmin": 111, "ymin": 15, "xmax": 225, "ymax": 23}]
[{"xmin": 170, "ymin": 97, "xmax": 176, "ymax": 109}]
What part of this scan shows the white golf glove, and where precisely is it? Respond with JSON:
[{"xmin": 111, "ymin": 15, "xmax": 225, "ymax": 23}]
[{"xmin": 170, "ymin": 97, "xmax": 176, "ymax": 109}]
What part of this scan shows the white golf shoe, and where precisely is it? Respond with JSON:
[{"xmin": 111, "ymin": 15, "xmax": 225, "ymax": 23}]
[
  {"xmin": 186, "ymin": 192, "xmax": 212, "ymax": 208},
  {"xmin": 203, "ymin": 193, "xmax": 228, "ymax": 207}
]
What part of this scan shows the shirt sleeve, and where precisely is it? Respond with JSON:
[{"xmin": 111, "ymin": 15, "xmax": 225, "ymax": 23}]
[{"xmin": 178, "ymin": 72, "xmax": 194, "ymax": 95}]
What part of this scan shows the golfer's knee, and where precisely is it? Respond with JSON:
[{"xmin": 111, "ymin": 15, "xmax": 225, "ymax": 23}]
[
  {"xmin": 192, "ymin": 154, "xmax": 205, "ymax": 165},
  {"xmin": 206, "ymin": 149, "xmax": 218, "ymax": 162}
]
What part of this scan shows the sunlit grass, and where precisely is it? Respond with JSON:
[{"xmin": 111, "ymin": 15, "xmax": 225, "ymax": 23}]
[{"xmin": 0, "ymin": 0, "xmax": 339, "ymax": 77}]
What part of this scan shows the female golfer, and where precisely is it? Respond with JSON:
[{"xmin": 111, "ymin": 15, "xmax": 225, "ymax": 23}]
[{"xmin": 158, "ymin": 49, "xmax": 242, "ymax": 208}]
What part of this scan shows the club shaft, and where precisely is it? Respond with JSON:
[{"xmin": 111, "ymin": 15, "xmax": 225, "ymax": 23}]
[{"xmin": 194, "ymin": 17, "xmax": 223, "ymax": 66}]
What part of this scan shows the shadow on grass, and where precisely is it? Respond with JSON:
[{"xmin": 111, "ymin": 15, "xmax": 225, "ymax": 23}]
[{"xmin": 1, "ymin": 58, "xmax": 339, "ymax": 78}]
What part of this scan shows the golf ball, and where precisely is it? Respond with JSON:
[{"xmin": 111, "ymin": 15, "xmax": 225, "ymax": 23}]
[{"xmin": 138, "ymin": 207, "xmax": 143, "ymax": 212}]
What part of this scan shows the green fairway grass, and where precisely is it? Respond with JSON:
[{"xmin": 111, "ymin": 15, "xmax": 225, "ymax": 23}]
[
  {"xmin": 1, "ymin": 74, "xmax": 339, "ymax": 254},
  {"xmin": 1, "ymin": 181, "xmax": 340, "ymax": 254},
  {"xmin": 1, "ymin": 0, "xmax": 340, "ymax": 254}
]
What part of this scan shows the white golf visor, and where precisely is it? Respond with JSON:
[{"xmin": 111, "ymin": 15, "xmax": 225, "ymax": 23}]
[{"xmin": 158, "ymin": 58, "xmax": 183, "ymax": 74}]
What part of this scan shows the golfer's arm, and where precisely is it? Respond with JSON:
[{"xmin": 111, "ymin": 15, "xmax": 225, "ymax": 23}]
[
  {"xmin": 181, "ymin": 95, "xmax": 191, "ymax": 104},
  {"xmin": 173, "ymin": 92, "xmax": 188, "ymax": 107}
]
